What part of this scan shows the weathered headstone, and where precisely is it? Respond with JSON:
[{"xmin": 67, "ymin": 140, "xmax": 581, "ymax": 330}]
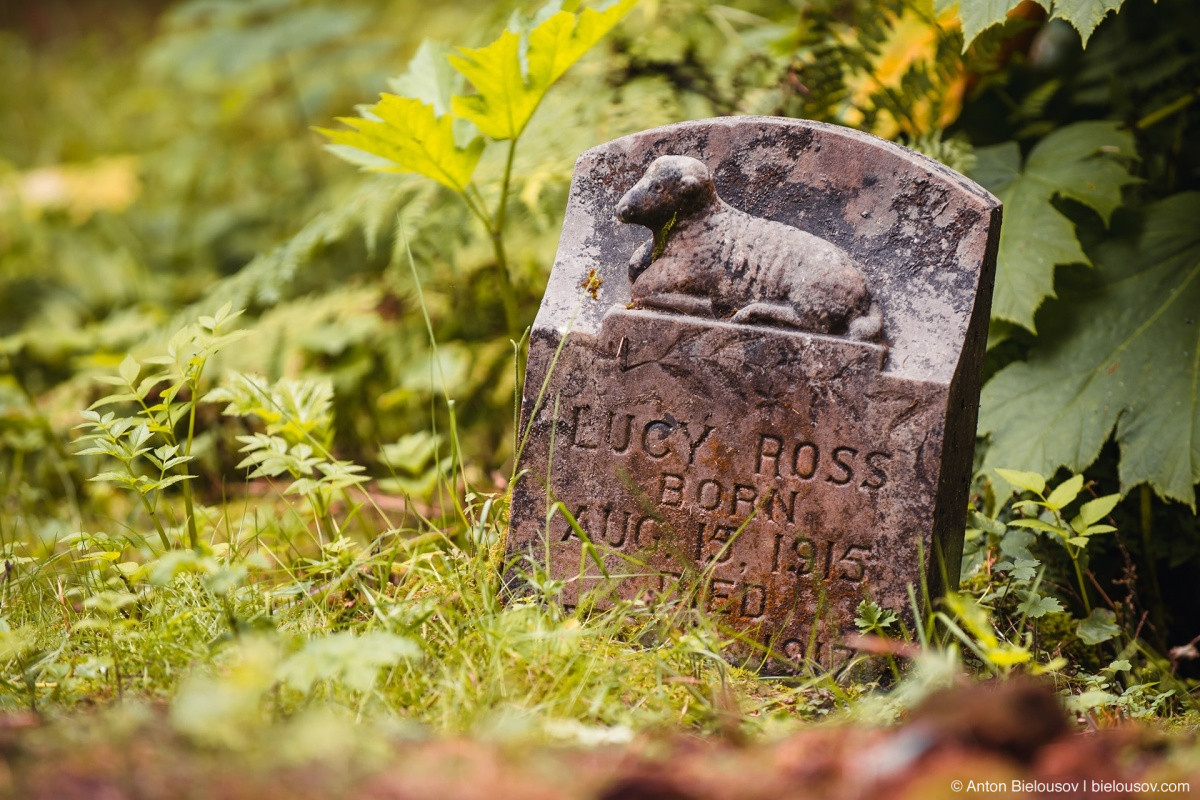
[{"xmin": 507, "ymin": 117, "xmax": 1000, "ymax": 667}]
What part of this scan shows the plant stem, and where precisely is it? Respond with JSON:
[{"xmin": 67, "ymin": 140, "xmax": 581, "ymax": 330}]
[
  {"xmin": 181, "ymin": 366, "xmax": 203, "ymax": 551},
  {"xmin": 1140, "ymin": 484, "xmax": 1167, "ymax": 637},
  {"xmin": 489, "ymin": 139, "xmax": 522, "ymax": 339},
  {"xmin": 459, "ymin": 181, "xmax": 521, "ymax": 338},
  {"xmin": 1136, "ymin": 90, "xmax": 1197, "ymax": 130},
  {"xmin": 1071, "ymin": 552, "xmax": 1092, "ymax": 615},
  {"xmin": 135, "ymin": 478, "xmax": 172, "ymax": 552}
]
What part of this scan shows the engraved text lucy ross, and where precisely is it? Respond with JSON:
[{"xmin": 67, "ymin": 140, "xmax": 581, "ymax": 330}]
[{"xmin": 616, "ymin": 155, "xmax": 884, "ymax": 341}]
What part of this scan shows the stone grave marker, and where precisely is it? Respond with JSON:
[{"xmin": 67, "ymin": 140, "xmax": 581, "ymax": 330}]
[{"xmin": 506, "ymin": 117, "xmax": 1001, "ymax": 667}]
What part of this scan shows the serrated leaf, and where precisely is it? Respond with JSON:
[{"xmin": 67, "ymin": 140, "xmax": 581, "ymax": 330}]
[
  {"xmin": 1077, "ymin": 608, "xmax": 1121, "ymax": 645},
  {"xmin": 945, "ymin": 0, "xmax": 1127, "ymax": 48},
  {"xmin": 1019, "ymin": 593, "xmax": 1063, "ymax": 618},
  {"xmin": 971, "ymin": 122, "xmax": 1139, "ymax": 330},
  {"xmin": 388, "ymin": 40, "xmax": 460, "ymax": 118},
  {"xmin": 994, "ymin": 468, "xmax": 1046, "ymax": 495},
  {"xmin": 1041, "ymin": 0, "xmax": 1126, "ymax": 46},
  {"xmin": 449, "ymin": 0, "xmax": 636, "ymax": 140},
  {"xmin": 318, "ymin": 96, "xmax": 483, "ymax": 193},
  {"xmin": 157, "ymin": 475, "xmax": 195, "ymax": 489},
  {"xmin": 981, "ymin": 193, "xmax": 1200, "ymax": 508},
  {"xmin": 1006, "ymin": 557, "xmax": 1040, "ymax": 581},
  {"xmin": 1045, "ymin": 474, "xmax": 1084, "ymax": 509},
  {"xmin": 935, "ymin": 0, "xmax": 1025, "ymax": 48}
]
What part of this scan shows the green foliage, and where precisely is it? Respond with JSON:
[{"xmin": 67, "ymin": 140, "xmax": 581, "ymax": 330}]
[
  {"xmin": 74, "ymin": 303, "xmax": 248, "ymax": 550},
  {"xmin": 971, "ymin": 121, "xmax": 1139, "ymax": 330},
  {"xmin": 854, "ymin": 600, "xmax": 899, "ymax": 635},
  {"xmin": 946, "ymin": 469, "xmax": 1189, "ymax": 718},
  {"xmin": 276, "ymin": 631, "xmax": 420, "ymax": 693},
  {"xmin": 322, "ymin": 95, "xmax": 484, "ymax": 192},
  {"xmin": 450, "ymin": 0, "xmax": 638, "ymax": 140},
  {"xmin": 981, "ymin": 194, "xmax": 1200, "ymax": 507},
  {"xmin": 319, "ymin": 0, "xmax": 637, "ymax": 336},
  {"xmin": 949, "ymin": 0, "xmax": 1200, "ymax": 520},
  {"xmin": 942, "ymin": 0, "xmax": 1128, "ymax": 47},
  {"xmin": 2, "ymin": 306, "xmax": 821, "ymax": 738}
]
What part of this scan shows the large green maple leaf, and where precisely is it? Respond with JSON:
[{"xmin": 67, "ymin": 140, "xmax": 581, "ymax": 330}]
[
  {"xmin": 971, "ymin": 121, "xmax": 1139, "ymax": 331},
  {"xmin": 317, "ymin": 95, "xmax": 483, "ymax": 193},
  {"xmin": 939, "ymin": 0, "xmax": 1127, "ymax": 47},
  {"xmin": 317, "ymin": 41, "xmax": 482, "ymax": 192},
  {"xmin": 980, "ymin": 193, "xmax": 1200, "ymax": 508},
  {"xmin": 449, "ymin": 0, "xmax": 637, "ymax": 141}
]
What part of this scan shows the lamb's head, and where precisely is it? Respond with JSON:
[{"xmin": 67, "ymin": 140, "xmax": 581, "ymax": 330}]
[{"xmin": 616, "ymin": 155, "xmax": 718, "ymax": 228}]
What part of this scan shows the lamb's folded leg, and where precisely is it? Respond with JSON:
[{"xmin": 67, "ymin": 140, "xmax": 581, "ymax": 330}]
[
  {"xmin": 628, "ymin": 240, "xmax": 654, "ymax": 282},
  {"xmin": 637, "ymin": 292, "xmax": 714, "ymax": 317},
  {"xmin": 848, "ymin": 301, "xmax": 883, "ymax": 341},
  {"xmin": 731, "ymin": 301, "xmax": 806, "ymax": 328}
]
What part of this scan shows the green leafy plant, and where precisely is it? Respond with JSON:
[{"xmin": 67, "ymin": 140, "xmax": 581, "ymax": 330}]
[
  {"xmin": 75, "ymin": 304, "xmax": 248, "ymax": 551},
  {"xmin": 989, "ymin": 468, "xmax": 1120, "ymax": 613},
  {"xmin": 969, "ymin": 121, "xmax": 1139, "ymax": 331},
  {"xmin": 207, "ymin": 373, "xmax": 367, "ymax": 538},
  {"xmin": 319, "ymin": 0, "xmax": 637, "ymax": 336},
  {"xmin": 981, "ymin": 195, "xmax": 1200, "ymax": 506},
  {"xmin": 941, "ymin": 0, "xmax": 1131, "ymax": 47}
]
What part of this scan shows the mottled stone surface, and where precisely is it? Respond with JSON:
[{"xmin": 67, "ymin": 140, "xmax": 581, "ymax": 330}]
[{"xmin": 507, "ymin": 117, "xmax": 1000, "ymax": 667}]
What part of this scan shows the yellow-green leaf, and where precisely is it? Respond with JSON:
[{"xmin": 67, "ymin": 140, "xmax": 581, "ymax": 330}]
[
  {"xmin": 318, "ymin": 95, "xmax": 483, "ymax": 193},
  {"xmin": 118, "ymin": 353, "xmax": 140, "ymax": 386},
  {"xmin": 943, "ymin": 592, "xmax": 998, "ymax": 649},
  {"xmin": 1074, "ymin": 494, "xmax": 1122, "ymax": 529},
  {"xmin": 1009, "ymin": 518, "xmax": 1065, "ymax": 535},
  {"xmin": 986, "ymin": 644, "xmax": 1033, "ymax": 667},
  {"xmin": 1045, "ymin": 474, "xmax": 1084, "ymax": 510},
  {"xmin": 449, "ymin": 0, "xmax": 636, "ymax": 141},
  {"xmin": 449, "ymin": 31, "xmax": 531, "ymax": 141},
  {"xmin": 994, "ymin": 468, "xmax": 1046, "ymax": 495}
]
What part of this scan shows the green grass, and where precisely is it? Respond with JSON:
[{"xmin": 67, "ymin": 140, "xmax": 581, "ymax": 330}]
[{"xmin": 0, "ymin": 303, "xmax": 831, "ymax": 741}]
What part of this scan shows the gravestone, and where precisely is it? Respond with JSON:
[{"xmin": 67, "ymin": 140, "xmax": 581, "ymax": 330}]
[{"xmin": 506, "ymin": 117, "xmax": 1000, "ymax": 667}]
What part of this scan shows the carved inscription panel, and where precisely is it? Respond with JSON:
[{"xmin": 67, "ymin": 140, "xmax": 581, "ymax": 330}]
[{"xmin": 508, "ymin": 310, "xmax": 948, "ymax": 666}]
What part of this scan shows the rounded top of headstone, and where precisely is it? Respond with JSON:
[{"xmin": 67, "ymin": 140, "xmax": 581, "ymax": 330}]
[{"xmin": 537, "ymin": 116, "xmax": 1001, "ymax": 383}]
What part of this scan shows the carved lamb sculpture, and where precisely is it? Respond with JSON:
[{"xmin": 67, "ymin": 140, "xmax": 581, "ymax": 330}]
[{"xmin": 616, "ymin": 155, "xmax": 883, "ymax": 341}]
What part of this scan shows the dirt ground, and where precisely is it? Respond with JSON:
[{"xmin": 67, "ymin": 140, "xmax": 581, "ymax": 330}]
[{"xmin": 2, "ymin": 682, "xmax": 1197, "ymax": 800}]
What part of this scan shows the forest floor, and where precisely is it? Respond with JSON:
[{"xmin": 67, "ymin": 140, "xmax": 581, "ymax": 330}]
[{"xmin": 3, "ymin": 681, "xmax": 1197, "ymax": 800}]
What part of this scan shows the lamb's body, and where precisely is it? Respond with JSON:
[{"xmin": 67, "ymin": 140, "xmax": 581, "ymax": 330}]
[{"xmin": 616, "ymin": 155, "xmax": 883, "ymax": 341}]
